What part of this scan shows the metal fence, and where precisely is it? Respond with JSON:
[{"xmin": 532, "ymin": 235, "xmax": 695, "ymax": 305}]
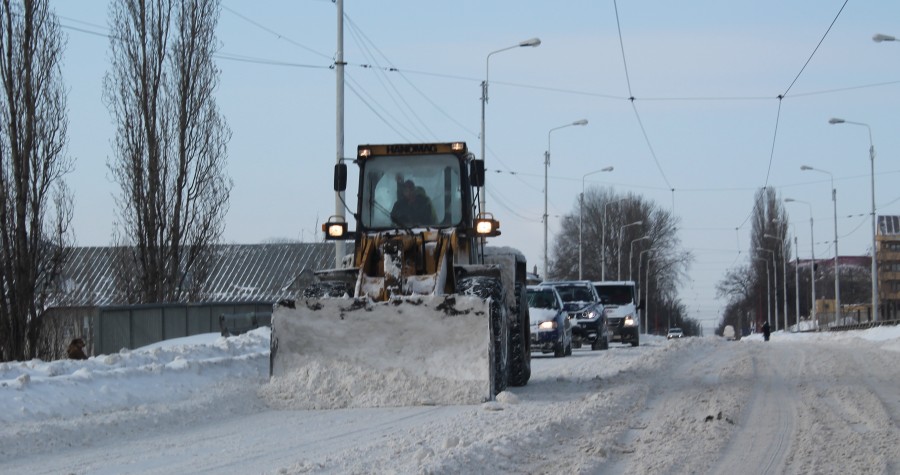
[{"xmin": 90, "ymin": 302, "xmax": 273, "ymax": 355}]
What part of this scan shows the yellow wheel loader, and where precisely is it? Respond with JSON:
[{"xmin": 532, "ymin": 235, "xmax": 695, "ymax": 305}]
[{"xmin": 270, "ymin": 142, "xmax": 530, "ymax": 406}]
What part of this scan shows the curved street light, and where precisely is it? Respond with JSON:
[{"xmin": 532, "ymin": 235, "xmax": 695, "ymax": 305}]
[
  {"xmin": 629, "ymin": 236, "xmax": 650, "ymax": 281},
  {"xmin": 801, "ymin": 165, "xmax": 841, "ymax": 324},
  {"xmin": 756, "ymin": 247, "xmax": 778, "ymax": 330},
  {"xmin": 638, "ymin": 248, "xmax": 656, "ymax": 334},
  {"xmin": 543, "ymin": 119, "xmax": 587, "ymax": 278},
  {"xmin": 479, "ymin": 37, "xmax": 541, "ymax": 213},
  {"xmin": 602, "ymin": 198, "xmax": 627, "ymax": 281},
  {"xmin": 753, "ymin": 256, "xmax": 772, "ymax": 332},
  {"xmin": 618, "ymin": 220, "xmax": 643, "ymax": 281},
  {"xmin": 828, "ymin": 117, "xmax": 878, "ymax": 321},
  {"xmin": 785, "ymin": 198, "xmax": 816, "ymax": 325},
  {"xmin": 873, "ymin": 33, "xmax": 896, "ymax": 42},
  {"xmin": 764, "ymin": 232, "xmax": 789, "ymax": 332},
  {"xmin": 579, "ymin": 166, "xmax": 614, "ymax": 279}
]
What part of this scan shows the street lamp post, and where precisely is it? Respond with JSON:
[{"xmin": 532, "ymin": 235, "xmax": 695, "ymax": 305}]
[
  {"xmin": 785, "ymin": 198, "xmax": 816, "ymax": 326},
  {"xmin": 618, "ymin": 221, "xmax": 644, "ymax": 281},
  {"xmin": 543, "ymin": 119, "xmax": 588, "ymax": 278},
  {"xmin": 757, "ymin": 247, "xmax": 778, "ymax": 330},
  {"xmin": 638, "ymin": 248, "xmax": 656, "ymax": 335},
  {"xmin": 795, "ymin": 235, "xmax": 801, "ymax": 330},
  {"xmin": 873, "ymin": 33, "xmax": 896, "ymax": 42},
  {"xmin": 765, "ymin": 233, "xmax": 788, "ymax": 332},
  {"xmin": 829, "ymin": 118, "xmax": 878, "ymax": 322},
  {"xmin": 479, "ymin": 37, "xmax": 541, "ymax": 213},
  {"xmin": 602, "ymin": 198, "xmax": 627, "ymax": 281},
  {"xmin": 754, "ymin": 257, "xmax": 771, "ymax": 331},
  {"xmin": 646, "ymin": 255, "xmax": 655, "ymax": 334},
  {"xmin": 629, "ymin": 236, "xmax": 650, "ymax": 281},
  {"xmin": 801, "ymin": 165, "xmax": 841, "ymax": 324},
  {"xmin": 579, "ymin": 167, "xmax": 614, "ymax": 279}
]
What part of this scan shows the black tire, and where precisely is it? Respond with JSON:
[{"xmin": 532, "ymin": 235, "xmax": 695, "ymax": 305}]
[
  {"xmin": 508, "ymin": 281, "xmax": 531, "ymax": 386},
  {"xmin": 564, "ymin": 342, "xmax": 572, "ymax": 356},
  {"xmin": 591, "ymin": 340, "xmax": 601, "ymax": 351},
  {"xmin": 269, "ymin": 322, "xmax": 278, "ymax": 377},
  {"xmin": 460, "ymin": 276, "xmax": 508, "ymax": 396},
  {"xmin": 600, "ymin": 336, "xmax": 609, "ymax": 351},
  {"xmin": 631, "ymin": 332, "xmax": 640, "ymax": 347},
  {"xmin": 553, "ymin": 343, "xmax": 564, "ymax": 358}
]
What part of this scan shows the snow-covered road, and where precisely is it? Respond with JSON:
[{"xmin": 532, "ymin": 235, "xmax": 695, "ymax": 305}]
[{"xmin": 2, "ymin": 328, "xmax": 899, "ymax": 474}]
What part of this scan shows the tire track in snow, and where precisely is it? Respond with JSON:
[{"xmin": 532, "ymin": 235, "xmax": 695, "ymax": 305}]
[{"xmin": 710, "ymin": 343, "xmax": 798, "ymax": 475}]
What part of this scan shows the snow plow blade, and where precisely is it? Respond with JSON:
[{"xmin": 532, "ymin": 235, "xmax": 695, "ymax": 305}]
[{"xmin": 268, "ymin": 294, "xmax": 496, "ymax": 409}]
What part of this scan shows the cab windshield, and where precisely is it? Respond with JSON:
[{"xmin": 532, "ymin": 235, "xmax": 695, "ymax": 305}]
[
  {"xmin": 359, "ymin": 153, "xmax": 462, "ymax": 229},
  {"xmin": 595, "ymin": 285, "xmax": 635, "ymax": 305}
]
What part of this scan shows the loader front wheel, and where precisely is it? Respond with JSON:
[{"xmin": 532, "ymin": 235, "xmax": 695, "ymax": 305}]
[
  {"xmin": 508, "ymin": 281, "xmax": 531, "ymax": 387},
  {"xmin": 460, "ymin": 276, "xmax": 508, "ymax": 396}
]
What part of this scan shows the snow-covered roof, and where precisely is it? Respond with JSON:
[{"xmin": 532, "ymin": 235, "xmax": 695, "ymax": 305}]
[{"xmin": 55, "ymin": 243, "xmax": 335, "ymax": 306}]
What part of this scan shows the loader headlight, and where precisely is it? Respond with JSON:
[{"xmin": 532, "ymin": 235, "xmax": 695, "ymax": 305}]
[
  {"xmin": 624, "ymin": 315, "xmax": 636, "ymax": 327},
  {"xmin": 538, "ymin": 321, "xmax": 557, "ymax": 330},
  {"xmin": 475, "ymin": 216, "xmax": 500, "ymax": 236},
  {"xmin": 322, "ymin": 216, "xmax": 350, "ymax": 240}
]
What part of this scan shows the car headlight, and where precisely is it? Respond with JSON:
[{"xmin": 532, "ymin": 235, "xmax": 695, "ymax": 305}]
[
  {"xmin": 538, "ymin": 321, "xmax": 557, "ymax": 330},
  {"xmin": 623, "ymin": 315, "xmax": 636, "ymax": 327}
]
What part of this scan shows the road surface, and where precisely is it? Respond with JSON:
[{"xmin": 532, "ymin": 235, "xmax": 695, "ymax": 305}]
[{"xmin": 3, "ymin": 334, "xmax": 899, "ymax": 474}]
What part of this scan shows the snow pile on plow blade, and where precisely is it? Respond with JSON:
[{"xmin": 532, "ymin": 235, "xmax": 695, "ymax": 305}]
[{"xmin": 264, "ymin": 295, "xmax": 493, "ymax": 409}]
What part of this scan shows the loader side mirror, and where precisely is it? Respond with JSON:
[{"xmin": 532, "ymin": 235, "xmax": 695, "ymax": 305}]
[
  {"xmin": 470, "ymin": 160, "xmax": 485, "ymax": 187},
  {"xmin": 334, "ymin": 163, "xmax": 347, "ymax": 192}
]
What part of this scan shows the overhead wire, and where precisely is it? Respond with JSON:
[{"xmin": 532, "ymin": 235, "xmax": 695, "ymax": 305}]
[
  {"xmin": 221, "ymin": 5, "xmax": 332, "ymax": 60},
  {"xmin": 61, "ymin": 4, "xmax": 888, "ymax": 277},
  {"xmin": 733, "ymin": 0, "xmax": 850, "ymax": 237},
  {"xmin": 612, "ymin": 0, "xmax": 673, "ymax": 193},
  {"xmin": 343, "ymin": 13, "xmax": 436, "ymax": 141}
]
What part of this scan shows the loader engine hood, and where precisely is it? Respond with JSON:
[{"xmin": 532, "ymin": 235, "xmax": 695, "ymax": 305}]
[{"xmin": 355, "ymin": 229, "xmax": 459, "ymax": 301}]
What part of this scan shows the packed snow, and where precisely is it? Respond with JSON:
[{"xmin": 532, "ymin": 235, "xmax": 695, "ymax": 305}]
[{"xmin": 2, "ymin": 325, "xmax": 900, "ymax": 473}]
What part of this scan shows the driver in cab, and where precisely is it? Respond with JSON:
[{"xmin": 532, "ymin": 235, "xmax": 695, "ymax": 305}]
[{"xmin": 390, "ymin": 177, "xmax": 435, "ymax": 226}]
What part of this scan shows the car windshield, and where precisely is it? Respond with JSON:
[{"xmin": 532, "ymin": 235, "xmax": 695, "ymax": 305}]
[
  {"xmin": 527, "ymin": 289, "xmax": 559, "ymax": 309},
  {"xmin": 359, "ymin": 154, "xmax": 462, "ymax": 229},
  {"xmin": 553, "ymin": 285, "xmax": 595, "ymax": 303}
]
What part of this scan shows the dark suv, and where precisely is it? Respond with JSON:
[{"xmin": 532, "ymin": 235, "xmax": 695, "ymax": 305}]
[{"xmin": 544, "ymin": 281, "xmax": 609, "ymax": 351}]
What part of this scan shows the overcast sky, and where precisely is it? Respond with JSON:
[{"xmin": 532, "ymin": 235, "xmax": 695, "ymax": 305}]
[{"xmin": 53, "ymin": 0, "xmax": 900, "ymax": 329}]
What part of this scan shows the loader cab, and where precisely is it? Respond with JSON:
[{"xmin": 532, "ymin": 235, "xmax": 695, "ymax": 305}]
[{"xmin": 349, "ymin": 143, "xmax": 479, "ymax": 235}]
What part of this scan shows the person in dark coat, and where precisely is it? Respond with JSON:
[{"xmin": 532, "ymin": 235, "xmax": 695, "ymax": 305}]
[
  {"xmin": 390, "ymin": 179, "xmax": 435, "ymax": 226},
  {"xmin": 67, "ymin": 338, "xmax": 88, "ymax": 360},
  {"xmin": 762, "ymin": 321, "xmax": 771, "ymax": 342}
]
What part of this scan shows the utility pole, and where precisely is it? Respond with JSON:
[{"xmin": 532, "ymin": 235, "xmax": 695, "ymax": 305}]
[{"xmin": 334, "ymin": 0, "xmax": 345, "ymax": 266}]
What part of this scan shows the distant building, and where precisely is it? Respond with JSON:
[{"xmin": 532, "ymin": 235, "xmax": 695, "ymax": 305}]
[{"xmin": 877, "ymin": 216, "xmax": 900, "ymax": 321}]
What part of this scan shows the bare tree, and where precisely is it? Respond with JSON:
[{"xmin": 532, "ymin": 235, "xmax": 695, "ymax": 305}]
[
  {"xmin": 104, "ymin": 0, "xmax": 231, "ymax": 303},
  {"xmin": 0, "ymin": 0, "xmax": 73, "ymax": 361},
  {"xmin": 552, "ymin": 187, "xmax": 691, "ymax": 285},
  {"xmin": 550, "ymin": 187, "xmax": 695, "ymax": 334}
]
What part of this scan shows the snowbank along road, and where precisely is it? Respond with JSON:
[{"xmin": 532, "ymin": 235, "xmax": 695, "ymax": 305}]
[{"xmin": 2, "ymin": 327, "xmax": 899, "ymax": 474}]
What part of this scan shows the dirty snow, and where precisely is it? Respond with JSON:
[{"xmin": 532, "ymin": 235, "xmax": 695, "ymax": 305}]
[{"xmin": 2, "ymin": 326, "xmax": 900, "ymax": 474}]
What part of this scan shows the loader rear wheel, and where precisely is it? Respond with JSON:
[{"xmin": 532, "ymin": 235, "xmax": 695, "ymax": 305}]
[
  {"xmin": 508, "ymin": 281, "xmax": 531, "ymax": 387},
  {"xmin": 460, "ymin": 276, "xmax": 508, "ymax": 396}
]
